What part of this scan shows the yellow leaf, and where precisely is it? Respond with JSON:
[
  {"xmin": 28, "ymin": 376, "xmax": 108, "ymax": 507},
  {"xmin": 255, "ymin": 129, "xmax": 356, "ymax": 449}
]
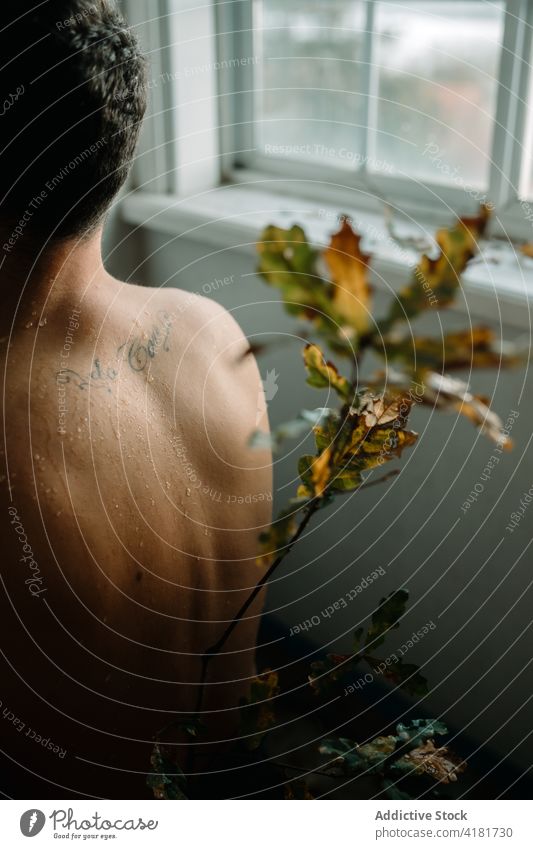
[
  {"xmin": 324, "ymin": 217, "xmax": 372, "ymax": 335},
  {"xmin": 310, "ymin": 447, "xmax": 333, "ymax": 496},
  {"xmin": 397, "ymin": 740, "xmax": 467, "ymax": 784},
  {"xmin": 303, "ymin": 343, "xmax": 353, "ymax": 400},
  {"xmin": 356, "ymin": 392, "xmax": 411, "ymax": 428},
  {"xmin": 423, "ymin": 372, "xmax": 512, "ymax": 449},
  {"xmin": 239, "ymin": 669, "xmax": 280, "ymax": 750}
]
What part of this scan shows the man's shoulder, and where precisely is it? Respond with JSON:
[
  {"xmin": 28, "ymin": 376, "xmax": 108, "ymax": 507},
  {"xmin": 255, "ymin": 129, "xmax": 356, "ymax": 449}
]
[
  {"xmin": 117, "ymin": 283, "xmax": 258, "ymax": 403},
  {"xmin": 124, "ymin": 284, "xmax": 270, "ymax": 478},
  {"xmin": 123, "ymin": 283, "xmax": 247, "ymax": 352}
]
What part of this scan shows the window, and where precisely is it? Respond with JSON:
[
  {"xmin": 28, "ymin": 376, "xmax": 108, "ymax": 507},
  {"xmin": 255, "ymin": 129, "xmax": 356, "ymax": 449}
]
[
  {"xmin": 125, "ymin": 0, "xmax": 533, "ymax": 244},
  {"xmin": 370, "ymin": 1, "xmax": 502, "ymax": 188},
  {"xmin": 216, "ymin": 0, "xmax": 533, "ymax": 228}
]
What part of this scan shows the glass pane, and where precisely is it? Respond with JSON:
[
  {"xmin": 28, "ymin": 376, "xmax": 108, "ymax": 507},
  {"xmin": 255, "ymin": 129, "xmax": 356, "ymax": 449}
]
[
  {"xmin": 255, "ymin": 0, "xmax": 367, "ymax": 169},
  {"xmin": 370, "ymin": 1, "xmax": 504, "ymax": 188}
]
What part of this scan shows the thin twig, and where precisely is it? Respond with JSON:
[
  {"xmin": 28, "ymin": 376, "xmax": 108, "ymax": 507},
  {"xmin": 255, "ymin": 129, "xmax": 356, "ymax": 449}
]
[{"xmin": 193, "ymin": 497, "xmax": 322, "ymax": 716}]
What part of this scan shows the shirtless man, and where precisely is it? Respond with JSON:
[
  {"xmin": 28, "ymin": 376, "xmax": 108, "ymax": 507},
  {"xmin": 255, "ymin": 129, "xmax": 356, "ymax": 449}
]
[{"xmin": 0, "ymin": 2, "xmax": 272, "ymax": 799}]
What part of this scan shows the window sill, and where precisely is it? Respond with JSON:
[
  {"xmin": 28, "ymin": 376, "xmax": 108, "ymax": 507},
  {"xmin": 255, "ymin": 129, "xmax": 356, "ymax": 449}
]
[{"xmin": 120, "ymin": 184, "xmax": 533, "ymax": 331}]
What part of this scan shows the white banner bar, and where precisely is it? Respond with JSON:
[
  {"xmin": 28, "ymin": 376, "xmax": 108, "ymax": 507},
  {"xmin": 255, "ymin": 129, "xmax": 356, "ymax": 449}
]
[{"xmin": 1, "ymin": 800, "xmax": 531, "ymax": 847}]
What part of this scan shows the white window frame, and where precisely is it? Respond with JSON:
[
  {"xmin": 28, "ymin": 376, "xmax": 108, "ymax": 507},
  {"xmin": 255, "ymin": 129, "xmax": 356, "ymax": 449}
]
[{"xmin": 121, "ymin": 0, "xmax": 533, "ymax": 295}]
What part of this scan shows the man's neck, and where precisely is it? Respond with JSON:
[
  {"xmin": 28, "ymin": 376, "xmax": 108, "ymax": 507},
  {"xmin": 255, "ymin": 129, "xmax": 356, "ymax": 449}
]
[{"xmin": 0, "ymin": 227, "xmax": 110, "ymax": 330}]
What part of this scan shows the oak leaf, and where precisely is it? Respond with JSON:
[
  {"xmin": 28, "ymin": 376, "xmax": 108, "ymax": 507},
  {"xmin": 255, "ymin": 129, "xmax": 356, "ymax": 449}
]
[
  {"xmin": 239, "ymin": 669, "xmax": 280, "ymax": 750},
  {"xmin": 303, "ymin": 343, "xmax": 353, "ymax": 401},
  {"xmin": 393, "ymin": 740, "xmax": 467, "ymax": 784},
  {"xmin": 324, "ymin": 216, "xmax": 372, "ymax": 336}
]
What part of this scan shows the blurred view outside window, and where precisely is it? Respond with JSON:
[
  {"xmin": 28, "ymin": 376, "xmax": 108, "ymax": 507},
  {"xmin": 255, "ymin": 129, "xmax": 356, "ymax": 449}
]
[{"xmin": 255, "ymin": 0, "xmax": 505, "ymax": 191}]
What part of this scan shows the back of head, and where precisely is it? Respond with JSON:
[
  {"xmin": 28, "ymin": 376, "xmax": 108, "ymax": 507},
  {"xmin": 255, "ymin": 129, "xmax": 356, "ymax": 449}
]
[{"xmin": 0, "ymin": 1, "xmax": 147, "ymax": 244}]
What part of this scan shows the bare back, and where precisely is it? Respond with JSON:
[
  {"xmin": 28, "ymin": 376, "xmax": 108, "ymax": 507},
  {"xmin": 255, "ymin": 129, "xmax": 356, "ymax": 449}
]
[{"xmin": 0, "ymin": 273, "xmax": 272, "ymax": 798}]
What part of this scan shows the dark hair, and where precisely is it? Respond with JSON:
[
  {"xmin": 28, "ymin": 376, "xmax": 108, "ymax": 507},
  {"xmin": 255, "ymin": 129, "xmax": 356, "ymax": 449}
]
[{"xmin": 0, "ymin": 1, "xmax": 147, "ymax": 242}]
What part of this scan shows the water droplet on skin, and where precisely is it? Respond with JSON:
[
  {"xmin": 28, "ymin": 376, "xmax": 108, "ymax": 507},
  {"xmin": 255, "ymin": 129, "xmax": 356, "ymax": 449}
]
[
  {"xmin": 186, "ymin": 488, "xmax": 191, "ymax": 496},
  {"xmin": 115, "ymin": 504, "xmax": 119, "ymax": 508},
  {"xmin": 38, "ymin": 318, "xmax": 47, "ymax": 327},
  {"xmin": 25, "ymin": 322, "xmax": 33, "ymax": 329}
]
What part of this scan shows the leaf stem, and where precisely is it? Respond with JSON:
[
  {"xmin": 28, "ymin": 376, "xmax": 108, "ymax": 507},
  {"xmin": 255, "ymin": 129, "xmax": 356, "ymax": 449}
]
[{"xmin": 193, "ymin": 497, "xmax": 322, "ymax": 717}]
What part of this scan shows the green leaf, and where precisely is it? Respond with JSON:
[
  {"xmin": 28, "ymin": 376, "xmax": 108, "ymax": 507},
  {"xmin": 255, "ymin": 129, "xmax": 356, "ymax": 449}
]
[
  {"xmin": 297, "ymin": 394, "xmax": 417, "ymax": 500},
  {"xmin": 318, "ymin": 737, "xmax": 365, "ymax": 773},
  {"xmin": 297, "ymin": 450, "xmax": 333, "ymax": 498},
  {"xmin": 303, "ymin": 343, "xmax": 354, "ymax": 401},
  {"xmin": 364, "ymin": 590, "xmax": 409, "ymax": 651},
  {"xmin": 256, "ymin": 224, "xmax": 358, "ymax": 351},
  {"xmin": 328, "ymin": 467, "xmax": 364, "ymax": 492},
  {"xmin": 394, "ymin": 719, "xmax": 448, "ymax": 748},
  {"xmin": 256, "ymin": 225, "xmax": 329, "ymax": 320},
  {"xmin": 378, "ymin": 326, "xmax": 520, "ymax": 373},
  {"xmin": 146, "ymin": 744, "xmax": 188, "ymax": 800},
  {"xmin": 308, "ymin": 652, "xmax": 360, "ymax": 696},
  {"xmin": 238, "ymin": 669, "xmax": 279, "ymax": 750},
  {"xmin": 378, "ymin": 205, "xmax": 490, "ymax": 332},
  {"xmin": 319, "ymin": 734, "xmax": 396, "ymax": 775}
]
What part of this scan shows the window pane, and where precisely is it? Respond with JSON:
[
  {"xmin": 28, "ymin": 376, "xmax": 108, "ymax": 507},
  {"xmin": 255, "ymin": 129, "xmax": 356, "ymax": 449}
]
[
  {"xmin": 370, "ymin": 1, "xmax": 504, "ymax": 188},
  {"xmin": 255, "ymin": 0, "xmax": 367, "ymax": 169}
]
